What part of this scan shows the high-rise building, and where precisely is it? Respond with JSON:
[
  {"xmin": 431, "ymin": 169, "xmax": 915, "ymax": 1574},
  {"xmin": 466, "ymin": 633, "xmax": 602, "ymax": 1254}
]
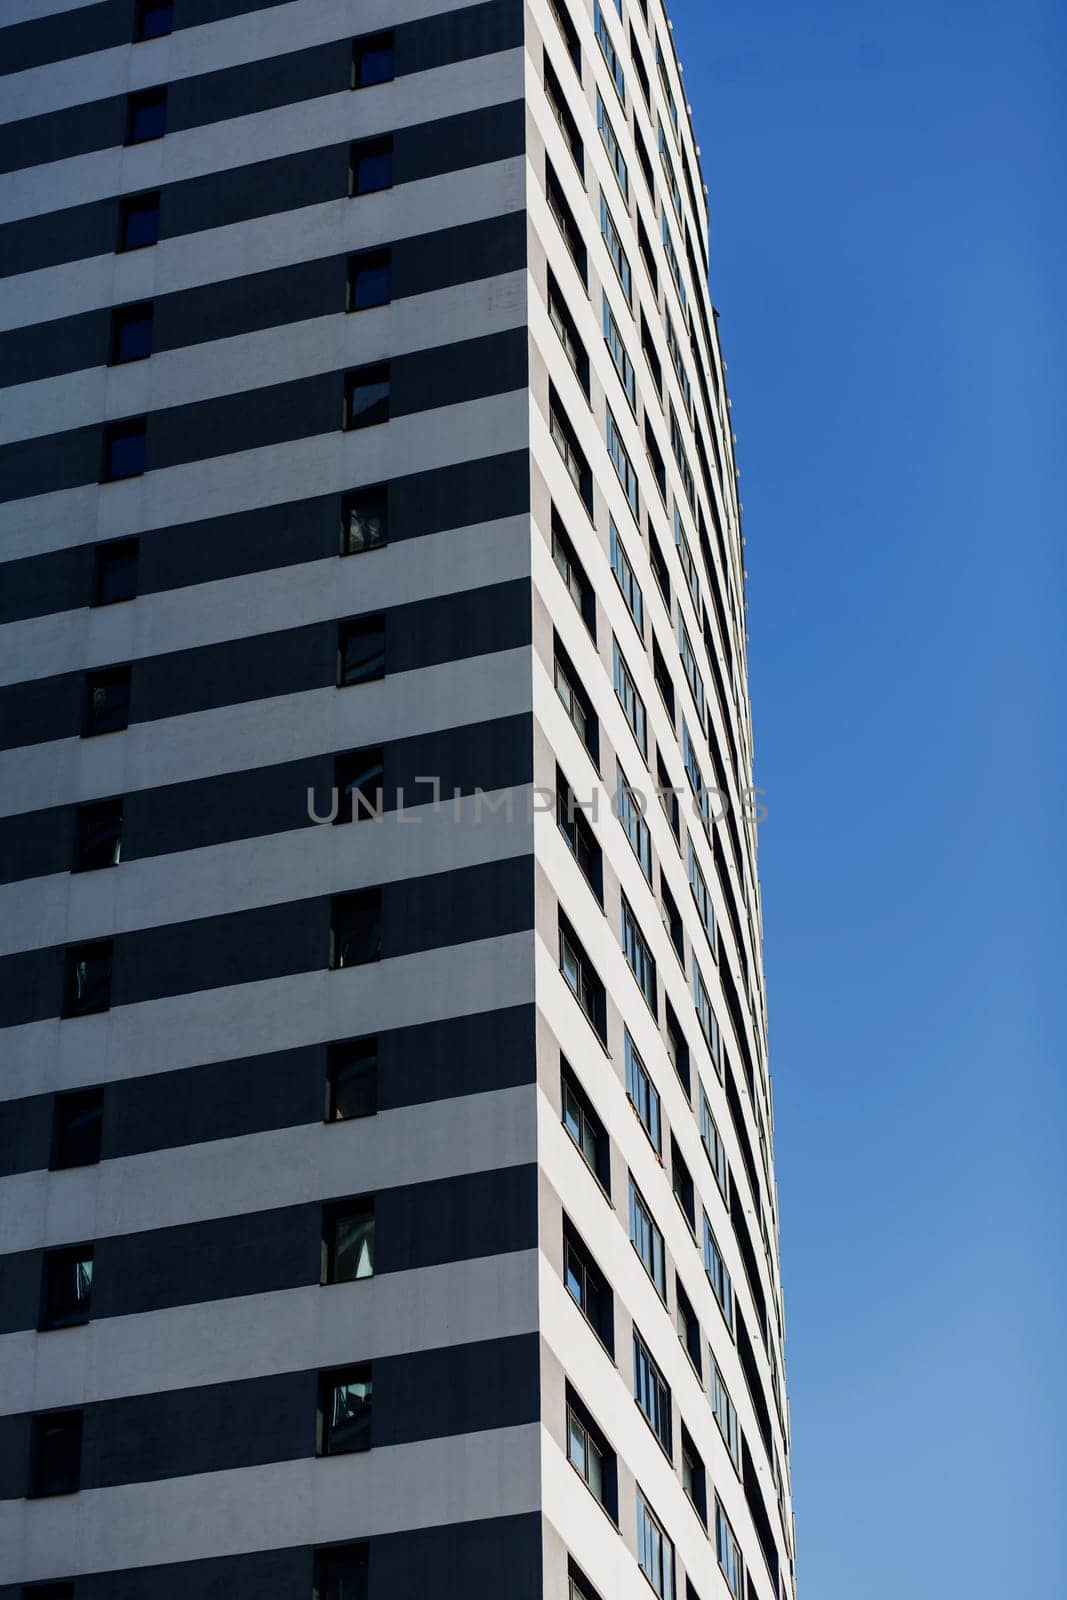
[{"xmin": 0, "ymin": 1, "xmax": 795, "ymax": 1597}]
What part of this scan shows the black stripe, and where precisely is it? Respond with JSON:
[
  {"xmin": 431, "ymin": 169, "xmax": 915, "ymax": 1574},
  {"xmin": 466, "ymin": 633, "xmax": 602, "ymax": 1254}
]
[
  {"xmin": 0, "ymin": 448, "xmax": 530, "ymax": 626},
  {"xmin": 0, "ymin": 1511, "xmax": 543, "ymax": 1600},
  {"xmin": 0, "ymin": 1162, "xmax": 538, "ymax": 1332},
  {"xmin": 0, "ymin": 210, "xmax": 526, "ymax": 389},
  {"xmin": 0, "ymin": 1, "xmax": 523, "ymax": 173},
  {"xmin": 0, "ymin": 324, "xmax": 528, "ymax": 505},
  {"xmin": 0, "ymin": 99, "xmax": 525, "ymax": 279},
  {"xmin": 0, "ymin": 851, "xmax": 535, "ymax": 1028},
  {"xmin": 0, "ymin": 572, "xmax": 530, "ymax": 752},
  {"xmin": 0, "ymin": 710, "xmax": 534, "ymax": 885},
  {"xmin": 0, "ymin": 1332, "xmax": 539, "ymax": 1498},
  {"xmin": 0, "ymin": 1002, "xmax": 536, "ymax": 1178}
]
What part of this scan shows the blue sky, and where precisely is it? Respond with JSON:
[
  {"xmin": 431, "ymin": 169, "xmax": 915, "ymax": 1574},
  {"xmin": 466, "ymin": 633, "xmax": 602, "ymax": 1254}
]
[{"xmin": 669, "ymin": 1, "xmax": 1066, "ymax": 1593}]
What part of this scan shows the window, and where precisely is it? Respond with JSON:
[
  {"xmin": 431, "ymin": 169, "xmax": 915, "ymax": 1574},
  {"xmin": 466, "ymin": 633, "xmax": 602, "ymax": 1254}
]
[
  {"xmin": 603, "ymin": 297, "xmax": 636, "ymax": 411},
  {"xmin": 315, "ymin": 1543, "xmax": 369, "ymax": 1600},
  {"xmin": 338, "ymin": 616, "xmax": 385, "ymax": 685},
  {"xmin": 641, "ymin": 310, "xmax": 663, "ymax": 393},
  {"xmin": 554, "ymin": 640, "xmax": 598, "ymax": 759},
  {"xmin": 549, "ymin": 0, "xmax": 581, "ymax": 74},
  {"xmin": 21, "ymin": 1584, "xmax": 74, "ymax": 1600},
  {"xmin": 629, "ymin": 26, "xmax": 651, "ymax": 104},
  {"xmin": 596, "ymin": 93, "xmax": 628, "ymax": 198},
  {"xmin": 320, "ymin": 1366, "xmax": 372, "ymax": 1454},
  {"xmin": 699, "ymin": 1085, "xmax": 728, "ymax": 1198},
  {"xmin": 566, "ymin": 1395, "xmax": 614, "ymax": 1515},
  {"xmin": 645, "ymin": 417, "xmax": 667, "ymax": 502},
  {"xmin": 629, "ymin": 1177, "xmax": 665, "ymax": 1296},
  {"xmin": 551, "ymin": 509, "xmax": 596, "ymax": 633},
  {"xmin": 557, "ymin": 769, "xmax": 602, "ymax": 900},
  {"xmin": 665, "ymin": 312, "xmax": 692, "ymax": 411},
  {"xmin": 335, "ymin": 747, "xmax": 385, "ymax": 824},
  {"xmin": 135, "ymin": 0, "xmax": 172, "ymax": 39},
  {"xmin": 703, "ymin": 1214, "xmax": 734, "ymax": 1327},
  {"xmin": 670, "ymin": 406, "xmax": 696, "ymax": 508},
  {"xmin": 660, "ymin": 875, "xmax": 684, "ymax": 961},
  {"xmin": 109, "ymin": 302, "xmax": 153, "ymax": 365},
  {"xmin": 125, "ymin": 86, "xmax": 166, "ymax": 143},
  {"xmin": 544, "ymin": 56, "xmax": 583, "ymax": 172},
  {"xmin": 352, "ymin": 30, "xmax": 394, "ymax": 87},
  {"xmin": 612, "ymin": 639, "xmax": 646, "ymax": 753},
  {"xmin": 662, "ymin": 214, "xmax": 687, "ymax": 310},
  {"xmin": 569, "ymin": 1568, "xmax": 600, "ymax": 1600},
  {"xmin": 323, "ymin": 1198, "xmax": 375, "ymax": 1281},
  {"xmin": 52, "ymin": 1088, "xmax": 103, "ymax": 1170},
  {"xmin": 681, "ymin": 1426, "xmax": 707, "ymax": 1525},
  {"xmin": 692, "ymin": 957, "xmax": 721, "ymax": 1068},
  {"xmin": 715, "ymin": 1501, "xmax": 744, "ymax": 1599},
  {"xmin": 330, "ymin": 890, "xmax": 382, "ymax": 968},
  {"xmin": 599, "ymin": 192, "xmax": 631, "ymax": 302},
  {"xmin": 656, "ymin": 39, "xmax": 679, "ymax": 138},
  {"xmin": 622, "ymin": 897, "xmax": 656, "ymax": 1013},
  {"xmin": 652, "ymin": 635, "xmax": 675, "ymax": 723},
  {"xmin": 683, "ymin": 723, "xmax": 710, "ymax": 826},
  {"xmin": 609, "ymin": 520, "xmax": 642, "ymax": 631},
  {"xmin": 74, "ymin": 799, "xmax": 122, "ymax": 872},
  {"xmin": 638, "ymin": 212, "xmax": 659, "ymax": 291},
  {"xmin": 676, "ymin": 1278, "xmax": 701, "ymax": 1371},
  {"xmin": 633, "ymin": 1329, "xmax": 672, "ymax": 1454},
  {"xmin": 616, "ymin": 763, "xmax": 651, "ymax": 879},
  {"xmin": 63, "ymin": 941, "xmax": 112, "ymax": 1017},
  {"xmin": 636, "ymin": 1489, "xmax": 674, "ymax": 1600},
  {"xmin": 688, "ymin": 839, "xmax": 715, "ymax": 943},
  {"xmin": 606, "ymin": 409, "xmax": 638, "ymax": 518},
  {"xmin": 326, "ymin": 1038, "xmax": 378, "ymax": 1121},
  {"xmin": 93, "ymin": 536, "xmax": 138, "ymax": 604},
  {"xmin": 649, "ymin": 526, "xmax": 671, "ymax": 606},
  {"xmin": 658, "ymin": 751, "xmax": 680, "ymax": 840},
  {"xmin": 349, "ymin": 136, "xmax": 393, "ymax": 194},
  {"xmin": 561, "ymin": 1061, "xmax": 610, "ymax": 1190},
  {"xmin": 347, "ymin": 249, "xmax": 391, "ymax": 311},
  {"xmin": 102, "ymin": 419, "xmax": 145, "ymax": 480},
  {"xmin": 710, "ymin": 1354, "xmax": 740, "ymax": 1469},
  {"xmin": 665, "ymin": 999, "xmax": 690, "ymax": 1094},
  {"xmin": 657, "ymin": 119, "xmax": 683, "ymax": 221},
  {"xmin": 671, "ymin": 1136, "xmax": 695, "ymax": 1229},
  {"xmin": 41, "ymin": 1247, "xmax": 93, "ymax": 1330},
  {"xmin": 30, "ymin": 1412, "xmax": 82, "ymax": 1497},
  {"xmin": 548, "ymin": 271, "xmax": 589, "ymax": 394},
  {"xmin": 593, "ymin": 2, "xmax": 625, "ymax": 102},
  {"xmin": 118, "ymin": 190, "xmax": 159, "ymax": 251},
  {"xmin": 549, "ymin": 390, "xmax": 592, "ymax": 511},
  {"xmin": 545, "ymin": 160, "xmax": 587, "ymax": 283},
  {"xmin": 624, "ymin": 1030, "xmax": 660, "ymax": 1150},
  {"xmin": 340, "ymin": 485, "xmax": 388, "ymax": 555},
  {"xmin": 559, "ymin": 914, "xmax": 605, "ymax": 1039},
  {"xmin": 563, "ymin": 1221, "xmax": 613, "ymax": 1350},
  {"xmin": 344, "ymin": 364, "xmax": 389, "ymax": 429}
]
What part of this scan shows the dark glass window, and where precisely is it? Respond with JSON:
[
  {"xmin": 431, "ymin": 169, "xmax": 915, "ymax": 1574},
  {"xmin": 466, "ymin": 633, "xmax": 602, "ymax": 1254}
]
[
  {"xmin": 352, "ymin": 30, "xmax": 395, "ymax": 87},
  {"xmin": 323, "ymin": 1198, "xmax": 375, "ymax": 1281},
  {"xmin": 556, "ymin": 771, "xmax": 602, "ymax": 901},
  {"xmin": 93, "ymin": 537, "xmax": 139, "ymax": 604},
  {"xmin": 118, "ymin": 191, "xmax": 160, "ymax": 251},
  {"xmin": 126, "ymin": 87, "xmax": 167, "ymax": 144},
  {"xmin": 335, "ymin": 747, "xmax": 385, "ymax": 823},
  {"xmin": 633, "ymin": 1328, "xmax": 672, "ymax": 1454},
  {"xmin": 561, "ymin": 1060, "xmax": 610, "ymax": 1192},
  {"xmin": 41, "ymin": 1246, "xmax": 93, "ymax": 1330},
  {"xmin": 102, "ymin": 419, "xmax": 146, "ymax": 481},
  {"xmin": 665, "ymin": 998, "xmax": 691, "ymax": 1094},
  {"xmin": 320, "ymin": 1366, "xmax": 373, "ymax": 1454},
  {"xmin": 340, "ymin": 485, "xmax": 388, "ymax": 555},
  {"xmin": 344, "ymin": 364, "xmax": 390, "ymax": 429},
  {"xmin": 671, "ymin": 1136, "xmax": 696, "ymax": 1229},
  {"xmin": 676, "ymin": 1278, "xmax": 702, "ymax": 1371},
  {"xmin": 349, "ymin": 136, "xmax": 393, "ymax": 195},
  {"xmin": 347, "ymin": 248, "xmax": 391, "ymax": 311},
  {"xmin": 314, "ymin": 1543, "xmax": 369, "ymax": 1600},
  {"xmin": 648, "ymin": 528, "xmax": 671, "ymax": 607},
  {"xmin": 135, "ymin": 0, "xmax": 173, "ymax": 39},
  {"xmin": 84, "ymin": 666, "xmax": 131, "ymax": 735},
  {"xmin": 338, "ymin": 616, "xmax": 385, "ymax": 686},
  {"xmin": 110, "ymin": 302, "xmax": 153, "ymax": 364},
  {"xmin": 30, "ymin": 1412, "xmax": 82, "ymax": 1497},
  {"xmin": 21, "ymin": 1584, "xmax": 75, "ymax": 1600},
  {"xmin": 551, "ymin": 508, "xmax": 596, "ymax": 635},
  {"xmin": 681, "ymin": 1426, "xmax": 708, "ymax": 1525},
  {"xmin": 52, "ymin": 1088, "xmax": 103, "ymax": 1170},
  {"xmin": 559, "ymin": 913, "xmax": 606, "ymax": 1041},
  {"xmin": 563, "ymin": 1220, "xmax": 613, "ymax": 1351},
  {"xmin": 64, "ymin": 941, "xmax": 113, "ymax": 1018},
  {"xmin": 660, "ymin": 875, "xmax": 684, "ymax": 960},
  {"xmin": 74, "ymin": 799, "xmax": 123, "ymax": 872},
  {"xmin": 326, "ymin": 1038, "xmax": 379, "ymax": 1121},
  {"xmin": 330, "ymin": 889, "xmax": 382, "ymax": 968}
]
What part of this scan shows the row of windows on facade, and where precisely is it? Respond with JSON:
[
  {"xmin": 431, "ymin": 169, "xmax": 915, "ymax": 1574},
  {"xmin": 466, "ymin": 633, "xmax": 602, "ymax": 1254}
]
[{"xmin": 21, "ymin": 1544, "xmax": 368, "ymax": 1600}]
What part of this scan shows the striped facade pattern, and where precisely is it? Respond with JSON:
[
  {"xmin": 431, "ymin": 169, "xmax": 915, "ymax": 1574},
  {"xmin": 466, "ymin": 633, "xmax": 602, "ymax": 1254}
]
[{"xmin": 0, "ymin": 1, "xmax": 795, "ymax": 1599}]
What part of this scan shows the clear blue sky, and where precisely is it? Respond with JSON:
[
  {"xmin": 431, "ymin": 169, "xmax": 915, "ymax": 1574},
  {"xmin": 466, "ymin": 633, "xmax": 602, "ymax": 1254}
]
[{"xmin": 669, "ymin": 1, "xmax": 1067, "ymax": 1594}]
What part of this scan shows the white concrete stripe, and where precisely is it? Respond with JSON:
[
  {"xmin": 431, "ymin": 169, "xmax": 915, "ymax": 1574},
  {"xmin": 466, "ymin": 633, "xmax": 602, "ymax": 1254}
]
[
  {"xmin": 0, "ymin": 156, "xmax": 525, "ymax": 333},
  {"xmin": 0, "ymin": 1249, "xmax": 539, "ymax": 1415},
  {"xmin": 0, "ymin": 927, "xmax": 538, "ymax": 1101},
  {"xmin": 0, "ymin": 1421, "xmax": 542, "ymax": 1583},
  {"xmin": 0, "ymin": 270, "xmax": 528, "ymax": 443},
  {"xmin": 0, "ymin": 48, "xmax": 524, "ymax": 222}
]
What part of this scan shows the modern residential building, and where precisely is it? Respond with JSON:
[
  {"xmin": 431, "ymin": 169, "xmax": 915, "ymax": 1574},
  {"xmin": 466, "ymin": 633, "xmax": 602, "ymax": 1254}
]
[{"xmin": 0, "ymin": 1, "xmax": 795, "ymax": 1597}]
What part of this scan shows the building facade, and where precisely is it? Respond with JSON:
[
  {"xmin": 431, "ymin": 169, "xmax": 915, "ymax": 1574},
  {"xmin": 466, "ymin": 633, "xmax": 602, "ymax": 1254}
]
[{"xmin": 0, "ymin": 1, "xmax": 795, "ymax": 1598}]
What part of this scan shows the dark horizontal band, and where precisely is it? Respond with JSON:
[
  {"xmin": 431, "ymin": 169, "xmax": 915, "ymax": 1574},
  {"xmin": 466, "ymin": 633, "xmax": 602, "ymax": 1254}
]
[
  {"xmin": 0, "ymin": 0, "xmax": 297, "ymax": 77},
  {"xmin": 0, "ymin": 324, "xmax": 528, "ymax": 505},
  {"xmin": 0, "ymin": 850, "xmax": 535, "ymax": 1028},
  {"xmin": 0, "ymin": 1510, "xmax": 543, "ymax": 1600},
  {"xmin": 0, "ymin": 448, "xmax": 530, "ymax": 626},
  {"xmin": 0, "ymin": 0, "xmax": 522, "ymax": 173},
  {"xmin": 0, "ymin": 1161, "xmax": 537, "ymax": 1332},
  {"xmin": 0, "ymin": 209, "xmax": 525, "ymax": 389},
  {"xmin": 0, "ymin": 1001, "xmax": 536, "ymax": 1178},
  {"xmin": 0, "ymin": 98, "xmax": 525, "ymax": 279},
  {"xmin": 0, "ymin": 1332, "xmax": 539, "ymax": 1498}
]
